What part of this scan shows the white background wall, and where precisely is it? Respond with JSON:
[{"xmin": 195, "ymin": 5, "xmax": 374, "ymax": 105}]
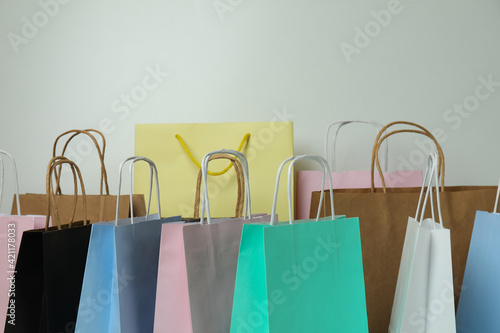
[{"xmin": 1, "ymin": 0, "xmax": 500, "ymax": 213}]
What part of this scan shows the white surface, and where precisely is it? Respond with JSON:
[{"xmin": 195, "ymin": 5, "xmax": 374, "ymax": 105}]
[{"xmin": 1, "ymin": 0, "xmax": 500, "ymax": 213}]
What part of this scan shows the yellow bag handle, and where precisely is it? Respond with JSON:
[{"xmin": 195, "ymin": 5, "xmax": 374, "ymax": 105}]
[{"xmin": 175, "ymin": 133, "xmax": 250, "ymax": 176}]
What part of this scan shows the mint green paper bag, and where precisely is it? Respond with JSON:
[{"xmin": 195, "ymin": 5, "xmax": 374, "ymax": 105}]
[{"xmin": 230, "ymin": 155, "xmax": 368, "ymax": 333}]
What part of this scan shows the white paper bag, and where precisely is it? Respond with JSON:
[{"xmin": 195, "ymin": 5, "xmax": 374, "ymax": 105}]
[{"xmin": 389, "ymin": 152, "xmax": 456, "ymax": 333}]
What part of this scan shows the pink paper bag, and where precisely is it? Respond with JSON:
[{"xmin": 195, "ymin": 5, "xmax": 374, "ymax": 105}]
[
  {"xmin": 154, "ymin": 149, "xmax": 272, "ymax": 332},
  {"xmin": 153, "ymin": 215, "xmax": 270, "ymax": 333}
]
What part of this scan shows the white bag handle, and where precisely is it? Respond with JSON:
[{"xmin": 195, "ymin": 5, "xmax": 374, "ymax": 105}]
[
  {"xmin": 494, "ymin": 177, "xmax": 500, "ymax": 214},
  {"xmin": 271, "ymin": 155, "xmax": 334, "ymax": 225},
  {"xmin": 0, "ymin": 150, "xmax": 21, "ymax": 215},
  {"xmin": 431, "ymin": 152, "xmax": 443, "ymax": 227},
  {"xmin": 415, "ymin": 154, "xmax": 434, "ymax": 221},
  {"xmin": 415, "ymin": 152, "xmax": 443, "ymax": 228},
  {"xmin": 325, "ymin": 120, "xmax": 388, "ymax": 172},
  {"xmin": 200, "ymin": 149, "xmax": 252, "ymax": 225},
  {"xmin": 418, "ymin": 154, "xmax": 437, "ymax": 223},
  {"xmin": 115, "ymin": 156, "xmax": 160, "ymax": 225},
  {"xmin": 423, "ymin": 153, "xmax": 443, "ymax": 228}
]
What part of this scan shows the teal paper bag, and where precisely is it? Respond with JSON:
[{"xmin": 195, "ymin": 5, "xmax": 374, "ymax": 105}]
[
  {"xmin": 230, "ymin": 155, "xmax": 368, "ymax": 333},
  {"xmin": 230, "ymin": 218, "xmax": 368, "ymax": 333},
  {"xmin": 230, "ymin": 224, "xmax": 271, "ymax": 332}
]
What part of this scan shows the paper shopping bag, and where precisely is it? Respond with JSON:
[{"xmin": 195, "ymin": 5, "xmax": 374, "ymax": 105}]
[
  {"xmin": 75, "ymin": 215, "xmax": 180, "ymax": 333},
  {"xmin": 295, "ymin": 120, "xmax": 423, "ymax": 220},
  {"xmin": 12, "ymin": 129, "xmax": 146, "ymax": 222},
  {"xmin": 135, "ymin": 122, "xmax": 294, "ymax": 220},
  {"xmin": 153, "ymin": 150, "xmax": 271, "ymax": 333},
  {"xmin": 1, "ymin": 215, "xmax": 47, "ymax": 328},
  {"xmin": 231, "ymin": 219, "xmax": 367, "ymax": 333},
  {"xmin": 5, "ymin": 157, "xmax": 91, "ymax": 333},
  {"xmin": 13, "ymin": 193, "xmax": 145, "ymax": 224},
  {"xmin": 310, "ymin": 122, "xmax": 497, "ymax": 333},
  {"xmin": 154, "ymin": 217, "xmax": 270, "ymax": 333},
  {"xmin": 231, "ymin": 155, "xmax": 368, "ymax": 333},
  {"xmin": 389, "ymin": 153, "xmax": 456, "ymax": 333},
  {"xmin": 390, "ymin": 218, "xmax": 456, "ymax": 333},
  {"xmin": 0, "ymin": 150, "xmax": 48, "ymax": 329},
  {"xmin": 313, "ymin": 186, "xmax": 496, "ymax": 333},
  {"xmin": 456, "ymin": 208, "xmax": 500, "ymax": 332},
  {"xmin": 75, "ymin": 157, "xmax": 181, "ymax": 333}
]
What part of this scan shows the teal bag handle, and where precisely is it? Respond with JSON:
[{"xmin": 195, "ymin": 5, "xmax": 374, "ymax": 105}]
[{"xmin": 271, "ymin": 155, "xmax": 334, "ymax": 225}]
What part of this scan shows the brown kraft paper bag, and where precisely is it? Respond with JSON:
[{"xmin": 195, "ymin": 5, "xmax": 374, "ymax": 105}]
[
  {"xmin": 11, "ymin": 129, "xmax": 145, "ymax": 222},
  {"xmin": 310, "ymin": 121, "xmax": 497, "ymax": 333}
]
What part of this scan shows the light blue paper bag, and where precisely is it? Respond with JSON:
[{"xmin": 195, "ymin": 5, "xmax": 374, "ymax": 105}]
[
  {"xmin": 456, "ymin": 184, "xmax": 500, "ymax": 332},
  {"xmin": 75, "ymin": 157, "xmax": 181, "ymax": 333}
]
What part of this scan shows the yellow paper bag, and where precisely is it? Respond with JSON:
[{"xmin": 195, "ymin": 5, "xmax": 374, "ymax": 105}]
[{"xmin": 135, "ymin": 122, "xmax": 294, "ymax": 220}]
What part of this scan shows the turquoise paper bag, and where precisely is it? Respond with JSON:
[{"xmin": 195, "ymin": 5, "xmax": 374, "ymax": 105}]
[{"xmin": 230, "ymin": 155, "xmax": 368, "ymax": 333}]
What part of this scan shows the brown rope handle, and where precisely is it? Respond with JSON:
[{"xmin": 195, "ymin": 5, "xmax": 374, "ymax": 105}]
[
  {"xmin": 372, "ymin": 121, "xmax": 434, "ymax": 153},
  {"xmin": 46, "ymin": 156, "xmax": 87, "ymax": 231},
  {"xmin": 371, "ymin": 128, "xmax": 445, "ymax": 193},
  {"xmin": 371, "ymin": 121, "xmax": 443, "ymax": 191},
  {"xmin": 52, "ymin": 129, "xmax": 109, "ymax": 195},
  {"xmin": 60, "ymin": 130, "xmax": 108, "ymax": 194},
  {"xmin": 193, "ymin": 154, "xmax": 245, "ymax": 219},
  {"xmin": 53, "ymin": 129, "xmax": 107, "ymax": 195},
  {"xmin": 46, "ymin": 156, "xmax": 77, "ymax": 229}
]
